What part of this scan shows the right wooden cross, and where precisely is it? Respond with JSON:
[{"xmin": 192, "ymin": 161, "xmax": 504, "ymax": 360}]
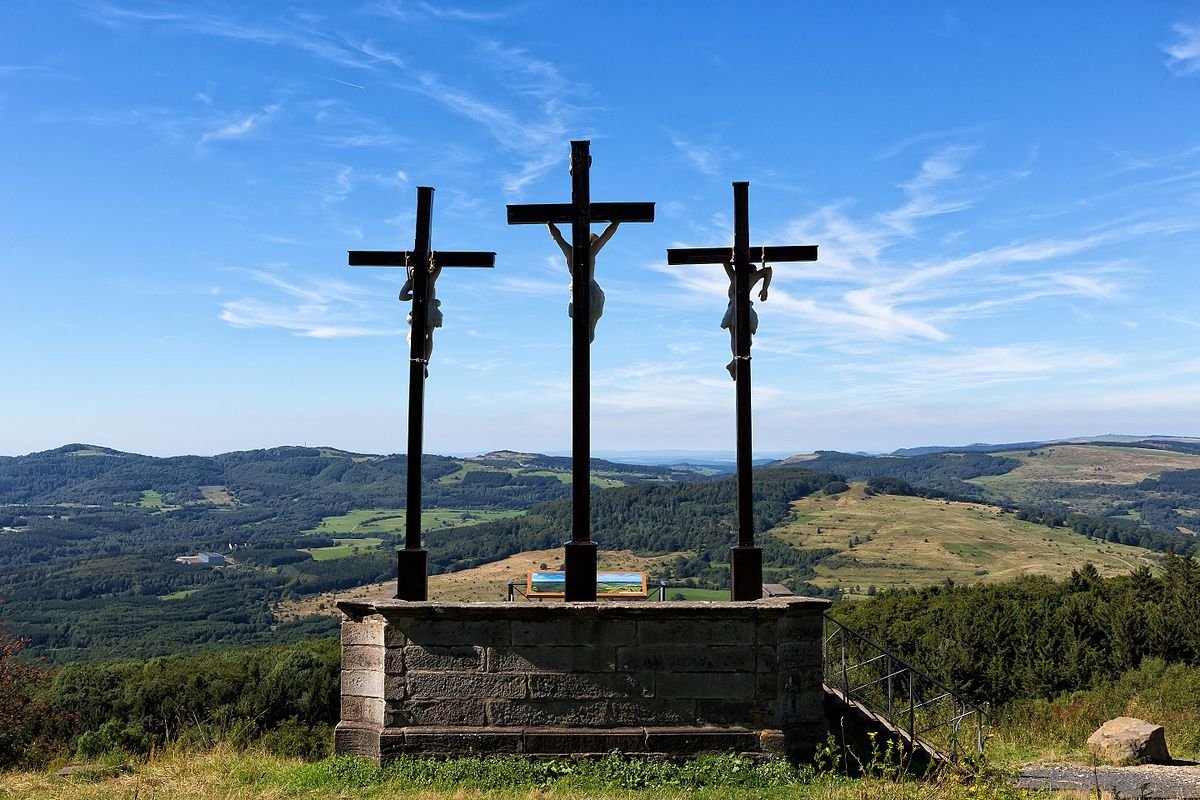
[{"xmin": 667, "ymin": 181, "xmax": 819, "ymax": 601}]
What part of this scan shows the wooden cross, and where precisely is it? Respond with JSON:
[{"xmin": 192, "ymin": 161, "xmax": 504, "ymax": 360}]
[
  {"xmin": 349, "ymin": 185, "xmax": 495, "ymax": 601},
  {"xmin": 667, "ymin": 181, "xmax": 818, "ymax": 601},
  {"xmin": 507, "ymin": 140, "xmax": 654, "ymax": 601}
]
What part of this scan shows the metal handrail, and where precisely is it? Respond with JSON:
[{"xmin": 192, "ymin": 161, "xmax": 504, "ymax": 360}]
[{"xmin": 822, "ymin": 613, "xmax": 987, "ymax": 763}]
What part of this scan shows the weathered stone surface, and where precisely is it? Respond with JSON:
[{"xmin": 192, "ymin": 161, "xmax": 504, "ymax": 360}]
[
  {"xmin": 775, "ymin": 641, "xmax": 821, "ymax": 670},
  {"xmin": 341, "ymin": 618, "xmax": 385, "ymax": 647},
  {"xmin": 340, "ymin": 695, "xmax": 384, "ymax": 726},
  {"xmin": 695, "ymin": 698, "xmax": 774, "ymax": 727},
  {"xmin": 528, "ymin": 671, "xmax": 652, "ymax": 699},
  {"xmin": 334, "ymin": 723, "xmax": 381, "ymax": 761},
  {"xmin": 617, "ymin": 644, "xmax": 754, "ymax": 672},
  {"xmin": 511, "ymin": 619, "xmax": 635, "ymax": 647},
  {"xmin": 340, "ymin": 669, "xmax": 384, "ymax": 698},
  {"xmin": 406, "ymin": 671, "xmax": 526, "ymax": 700},
  {"xmin": 637, "ymin": 619, "xmax": 754, "ymax": 645},
  {"xmin": 776, "ymin": 613, "xmax": 823, "ymax": 643},
  {"xmin": 334, "ymin": 600, "xmax": 830, "ymax": 763},
  {"xmin": 399, "ymin": 619, "xmax": 510, "ymax": 646},
  {"xmin": 488, "ymin": 646, "xmax": 617, "ymax": 673},
  {"xmin": 1087, "ymin": 717, "xmax": 1172, "ymax": 765},
  {"xmin": 486, "ymin": 699, "xmax": 609, "ymax": 727},
  {"xmin": 644, "ymin": 727, "xmax": 760, "ymax": 754},
  {"xmin": 606, "ymin": 699, "xmax": 696, "ymax": 726},
  {"xmin": 399, "ymin": 728, "xmax": 523, "ymax": 754},
  {"xmin": 655, "ymin": 671, "xmax": 755, "ymax": 699},
  {"xmin": 387, "ymin": 699, "xmax": 486, "ymax": 727},
  {"xmin": 342, "ymin": 644, "xmax": 383, "ymax": 672},
  {"xmin": 403, "ymin": 645, "xmax": 484, "ymax": 672},
  {"xmin": 523, "ymin": 728, "xmax": 646, "ymax": 754}
]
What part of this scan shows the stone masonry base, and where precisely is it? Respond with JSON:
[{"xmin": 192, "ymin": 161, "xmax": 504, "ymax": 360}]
[{"xmin": 335, "ymin": 599, "xmax": 830, "ymax": 763}]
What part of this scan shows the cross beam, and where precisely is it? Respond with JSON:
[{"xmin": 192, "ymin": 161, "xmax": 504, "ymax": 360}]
[
  {"xmin": 667, "ymin": 181, "xmax": 818, "ymax": 601},
  {"xmin": 349, "ymin": 185, "xmax": 495, "ymax": 602},
  {"xmin": 507, "ymin": 140, "xmax": 654, "ymax": 602}
]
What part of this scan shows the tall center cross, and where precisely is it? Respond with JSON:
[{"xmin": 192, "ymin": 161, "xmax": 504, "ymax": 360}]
[
  {"xmin": 507, "ymin": 140, "xmax": 654, "ymax": 602},
  {"xmin": 667, "ymin": 181, "xmax": 818, "ymax": 601},
  {"xmin": 349, "ymin": 185, "xmax": 495, "ymax": 601}
]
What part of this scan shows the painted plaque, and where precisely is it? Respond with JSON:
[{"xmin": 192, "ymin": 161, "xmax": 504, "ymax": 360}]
[{"xmin": 527, "ymin": 571, "xmax": 647, "ymax": 598}]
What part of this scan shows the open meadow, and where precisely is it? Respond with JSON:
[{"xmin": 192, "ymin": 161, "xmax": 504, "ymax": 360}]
[
  {"xmin": 770, "ymin": 484, "xmax": 1156, "ymax": 594},
  {"xmin": 0, "ymin": 746, "xmax": 1068, "ymax": 800}
]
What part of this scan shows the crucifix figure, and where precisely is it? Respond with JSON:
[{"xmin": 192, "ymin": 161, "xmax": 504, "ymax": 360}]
[
  {"xmin": 547, "ymin": 220, "xmax": 619, "ymax": 343},
  {"xmin": 667, "ymin": 181, "xmax": 818, "ymax": 601},
  {"xmin": 349, "ymin": 185, "xmax": 495, "ymax": 601},
  {"xmin": 508, "ymin": 140, "xmax": 654, "ymax": 601}
]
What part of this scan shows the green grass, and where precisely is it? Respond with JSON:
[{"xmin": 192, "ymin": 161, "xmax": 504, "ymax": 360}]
[
  {"xmin": 158, "ymin": 589, "xmax": 199, "ymax": 601},
  {"xmin": 989, "ymin": 659, "xmax": 1200, "ymax": 765},
  {"xmin": 139, "ymin": 490, "xmax": 165, "ymax": 508},
  {"xmin": 303, "ymin": 508, "xmax": 524, "ymax": 537},
  {"xmin": 666, "ymin": 587, "xmax": 730, "ymax": 601},
  {"xmin": 300, "ymin": 538, "xmax": 384, "ymax": 561},
  {"xmin": 770, "ymin": 484, "xmax": 1156, "ymax": 593},
  {"xmin": 1, "ymin": 746, "xmax": 1051, "ymax": 800}
]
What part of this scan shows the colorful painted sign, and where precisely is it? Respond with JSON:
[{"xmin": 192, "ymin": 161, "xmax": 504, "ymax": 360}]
[{"xmin": 527, "ymin": 571, "xmax": 648, "ymax": 598}]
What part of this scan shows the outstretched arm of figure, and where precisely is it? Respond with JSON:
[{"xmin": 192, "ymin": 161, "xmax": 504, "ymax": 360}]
[
  {"xmin": 399, "ymin": 274, "xmax": 415, "ymax": 302},
  {"xmin": 546, "ymin": 223, "xmax": 572, "ymax": 262},
  {"xmin": 428, "ymin": 263, "xmax": 443, "ymax": 288},
  {"xmin": 591, "ymin": 221, "xmax": 620, "ymax": 255},
  {"xmin": 757, "ymin": 266, "xmax": 773, "ymax": 301},
  {"xmin": 723, "ymin": 259, "xmax": 735, "ymax": 284}
]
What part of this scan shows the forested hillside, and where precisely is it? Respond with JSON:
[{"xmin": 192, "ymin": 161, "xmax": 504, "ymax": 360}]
[{"xmin": 0, "ymin": 444, "xmax": 704, "ymax": 663}]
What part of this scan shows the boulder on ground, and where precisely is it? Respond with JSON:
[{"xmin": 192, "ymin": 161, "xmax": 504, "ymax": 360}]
[{"xmin": 1086, "ymin": 717, "xmax": 1171, "ymax": 765}]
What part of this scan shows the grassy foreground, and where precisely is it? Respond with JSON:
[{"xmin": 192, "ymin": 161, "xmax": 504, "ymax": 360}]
[{"xmin": 0, "ymin": 747, "xmax": 1074, "ymax": 800}]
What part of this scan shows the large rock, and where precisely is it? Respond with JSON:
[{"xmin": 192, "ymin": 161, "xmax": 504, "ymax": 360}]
[{"xmin": 1086, "ymin": 717, "xmax": 1171, "ymax": 765}]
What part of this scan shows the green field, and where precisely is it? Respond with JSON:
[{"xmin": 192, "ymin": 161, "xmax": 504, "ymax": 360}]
[
  {"xmin": 969, "ymin": 444, "xmax": 1200, "ymax": 515},
  {"xmin": 771, "ymin": 483, "xmax": 1157, "ymax": 594},
  {"xmin": 301, "ymin": 537, "xmax": 384, "ymax": 561},
  {"xmin": 438, "ymin": 463, "xmax": 629, "ymax": 489},
  {"xmin": 666, "ymin": 587, "xmax": 729, "ymax": 601},
  {"xmin": 158, "ymin": 589, "xmax": 199, "ymax": 601},
  {"xmin": 304, "ymin": 507, "xmax": 524, "ymax": 537}
]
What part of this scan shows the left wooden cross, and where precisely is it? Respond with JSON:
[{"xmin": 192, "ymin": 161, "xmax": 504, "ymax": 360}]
[{"xmin": 349, "ymin": 186, "xmax": 495, "ymax": 601}]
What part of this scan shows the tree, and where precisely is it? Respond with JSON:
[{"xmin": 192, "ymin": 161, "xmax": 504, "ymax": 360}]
[{"xmin": 0, "ymin": 620, "xmax": 51, "ymax": 765}]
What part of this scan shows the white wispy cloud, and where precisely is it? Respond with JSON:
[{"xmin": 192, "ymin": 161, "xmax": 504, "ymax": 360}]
[
  {"xmin": 668, "ymin": 133, "xmax": 734, "ymax": 176},
  {"xmin": 1163, "ymin": 22, "xmax": 1200, "ymax": 75},
  {"xmin": 198, "ymin": 103, "xmax": 279, "ymax": 145},
  {"xmin": 218, "ymin": 269, "xmax": 400, "ymax": 338},
  {"xmin": 879, "ymin": 144, "xmax": 976, "ymax": 235},
  {"xmin": 365, "ymin": 1, "xmax": 519, "ymax": 23}
]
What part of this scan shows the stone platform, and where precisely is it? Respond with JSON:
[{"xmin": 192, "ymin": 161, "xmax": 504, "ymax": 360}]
[{"xmin": 334, "ymin": 598, "xmax": 830, "ymax": 763}]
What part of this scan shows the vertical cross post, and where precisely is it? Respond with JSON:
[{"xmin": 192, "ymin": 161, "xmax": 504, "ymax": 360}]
[
  {"xmin": 565, "ymin": 141, "xmax": 596, "ymax": 601},
  {"xmin": 348, "ymin": 186, "xmax": 495, "ymax": 601},
  {"xmin": 507, "ymin": 140, "xmax": 654, "ymax": 601},
  {"xmin": 403, "ymin": 187, "xmax": 434, "ymax": 599},
  {"xmin": 730, "ymin": 182, "xmax": 758, "ymax": 598},
  {"xmin": 667, "ymin": 182, "xmax": 818, "ymax": 600}
]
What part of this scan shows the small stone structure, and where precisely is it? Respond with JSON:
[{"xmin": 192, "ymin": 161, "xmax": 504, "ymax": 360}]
[
  {"xmin": 335, "ymin": 598, "xmax": 830, "ymax": 762},
  {"xmin": 1087, "ymin": 717, "xmax": 1172, "ymax": 765}
]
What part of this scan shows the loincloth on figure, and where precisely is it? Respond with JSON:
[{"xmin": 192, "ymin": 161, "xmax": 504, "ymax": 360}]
[{"xmin": 721, "ymin": 300, "xmax": 758, "ymax": 334}]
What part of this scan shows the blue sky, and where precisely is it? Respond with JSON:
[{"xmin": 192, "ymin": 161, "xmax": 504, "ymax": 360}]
[{"xmin": 3, "ymin": 2, "xmax": 1199, "ymax": 457}]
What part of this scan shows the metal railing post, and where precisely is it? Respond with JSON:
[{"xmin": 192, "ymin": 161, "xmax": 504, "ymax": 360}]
[
  {"xmin": 908, "ymin": 670, "xmax": 915, "ymax": 742},
  {"xmin": 507, "ymin": 579, "xmax": 514, "ymax": 602},
  {"xmin": 887, "ymin": 654, "xmax": 894, "ymax": 719}
]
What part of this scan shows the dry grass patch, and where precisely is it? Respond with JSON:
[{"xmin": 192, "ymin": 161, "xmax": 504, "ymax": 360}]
[
  {"xmin": 771, "ymin": 484, "xmax": 1155, "ymax": 595},
  {"xmin": 277, "ymin": 549, "xmax": 676, "ymax": 618}
]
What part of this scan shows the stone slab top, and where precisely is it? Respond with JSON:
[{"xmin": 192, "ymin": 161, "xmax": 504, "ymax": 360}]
[{"xmin": 336, "ymin": 597, "xmax": 831, "ymax": 622}]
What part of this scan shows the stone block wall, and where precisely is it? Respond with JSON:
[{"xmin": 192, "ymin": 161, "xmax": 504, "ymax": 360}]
[{"xmin": 334, "ymin": 598, "xmax": 829, "ymax": 762}]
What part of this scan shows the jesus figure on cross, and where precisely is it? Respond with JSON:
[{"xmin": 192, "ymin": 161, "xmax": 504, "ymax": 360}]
[
  {"xmin": 720, "ymin": 257, "xmax": 772, "ymax": 379},
  {"xmin": 399, "ymin": 261, "xmax": 443, "ymax": 376},
  {"xmin": 547, "ymin": 221, "xmax": 620, "ymax": 343}
]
